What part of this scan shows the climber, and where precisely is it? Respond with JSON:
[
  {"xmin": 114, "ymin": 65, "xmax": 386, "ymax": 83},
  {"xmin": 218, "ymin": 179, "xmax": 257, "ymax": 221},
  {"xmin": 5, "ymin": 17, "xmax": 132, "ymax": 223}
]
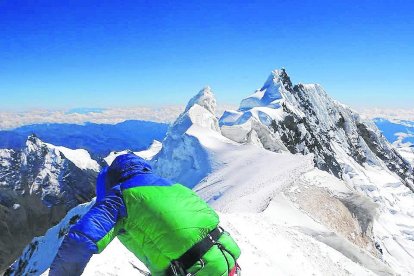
[{"xmin": 49, "ymin": 153, "xmax": 241, "ymax": 276}]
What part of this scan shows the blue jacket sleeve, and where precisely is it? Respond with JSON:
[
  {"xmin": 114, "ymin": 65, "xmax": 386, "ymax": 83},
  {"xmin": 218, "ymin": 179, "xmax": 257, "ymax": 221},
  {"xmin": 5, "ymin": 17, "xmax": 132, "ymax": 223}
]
[{"xmin": 49, "ymin": 187, "xmax": 126, "ymax": 276}]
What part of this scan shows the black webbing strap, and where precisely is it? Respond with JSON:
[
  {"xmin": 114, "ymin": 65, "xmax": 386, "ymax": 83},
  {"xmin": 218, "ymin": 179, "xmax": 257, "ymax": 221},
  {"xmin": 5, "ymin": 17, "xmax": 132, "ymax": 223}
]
[{"xmin": 166, "ymin": 227, "xmax": 223, "ymax": 276}]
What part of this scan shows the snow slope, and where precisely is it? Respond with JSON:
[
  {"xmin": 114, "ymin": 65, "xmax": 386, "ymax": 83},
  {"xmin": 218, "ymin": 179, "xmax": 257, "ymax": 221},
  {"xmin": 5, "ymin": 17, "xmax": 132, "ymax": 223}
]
[
  {"xmin": 394, "ymin": 143, "xmax": 414, "ymax": 165},
  {"xmin": 153, "ymin": 87, "xmax": 220, "ymax": 188},
  {"xmin": 104, "ymin": 140, "xmax": 162, "ymax": 165},
  {"xmin": 46, "ymin": 144, "xmax": 100, "ymax": 171}
]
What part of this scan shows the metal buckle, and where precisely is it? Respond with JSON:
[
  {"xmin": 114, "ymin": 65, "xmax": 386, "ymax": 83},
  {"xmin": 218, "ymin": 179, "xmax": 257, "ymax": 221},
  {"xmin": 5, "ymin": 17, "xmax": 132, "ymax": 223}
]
[
  {"xmin": 199, "ymin": 258, "xmax": 205, "ymax": 269},
  {"xmin": 208, "ymin": 234, "xmax": 216, "ymax": 243}
]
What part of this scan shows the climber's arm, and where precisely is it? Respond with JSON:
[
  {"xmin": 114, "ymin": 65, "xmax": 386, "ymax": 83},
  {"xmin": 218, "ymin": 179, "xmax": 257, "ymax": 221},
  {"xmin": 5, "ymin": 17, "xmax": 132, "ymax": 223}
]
[{"xmin": 49, "ymin": 188, "xmax": 126, "ymax": 276}]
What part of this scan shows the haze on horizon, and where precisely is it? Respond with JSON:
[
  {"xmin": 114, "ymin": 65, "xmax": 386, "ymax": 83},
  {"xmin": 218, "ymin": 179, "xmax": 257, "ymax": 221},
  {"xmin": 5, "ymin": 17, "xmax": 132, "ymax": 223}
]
[{"xmin": 1, "ymin": 0, "xmax": 413, "ymax": 110}]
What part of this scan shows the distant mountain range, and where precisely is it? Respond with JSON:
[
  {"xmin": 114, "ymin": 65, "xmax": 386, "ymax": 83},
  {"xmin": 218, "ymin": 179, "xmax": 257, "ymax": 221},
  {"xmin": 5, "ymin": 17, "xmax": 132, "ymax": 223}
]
[{"xmin": 0, "ymin": 120, "xmax": 169, "ymax": 156}]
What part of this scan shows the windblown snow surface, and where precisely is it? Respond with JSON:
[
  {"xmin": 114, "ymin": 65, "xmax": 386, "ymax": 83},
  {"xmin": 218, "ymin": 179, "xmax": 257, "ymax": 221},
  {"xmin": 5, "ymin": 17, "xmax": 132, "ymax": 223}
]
[
  {"xmin": 104, "ymin": 140, "xmax": 163, "ymax": 165},
  {"xmin": 8, "ymin": 74, "xmax": 414, "ymax": 276},
  {"xmin": 45, "ymin": 144, "xmax": 100, "ymax": 171},
  {"xmin": 395, "ymin": 143, "xmax": 414, "ymax": 166}
]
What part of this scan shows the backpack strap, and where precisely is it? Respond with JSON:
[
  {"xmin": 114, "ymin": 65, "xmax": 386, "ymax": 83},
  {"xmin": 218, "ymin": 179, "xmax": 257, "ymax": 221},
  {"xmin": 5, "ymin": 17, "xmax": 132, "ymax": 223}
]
[{"xmin": 166, "ymin": 227, "xmax": 223, "ymax": 276}]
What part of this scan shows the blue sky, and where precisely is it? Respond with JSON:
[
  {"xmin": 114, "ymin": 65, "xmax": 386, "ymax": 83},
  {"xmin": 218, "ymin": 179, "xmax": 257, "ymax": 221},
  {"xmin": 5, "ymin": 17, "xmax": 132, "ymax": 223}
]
[{"xmin": 0, "ymin": 0, "xmax": 413, "ymax": 110}]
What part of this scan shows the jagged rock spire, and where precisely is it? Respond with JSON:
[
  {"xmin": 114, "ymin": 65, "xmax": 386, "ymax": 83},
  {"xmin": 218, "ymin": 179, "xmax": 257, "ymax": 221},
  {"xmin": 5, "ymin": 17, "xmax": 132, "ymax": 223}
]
[
  {"xmin": 185, "ymin": 86, "xmax": 217, "ymax": 115},
  {"xmin": 261, "ymin": 68, "xmax": 293, "ymax": 91}
]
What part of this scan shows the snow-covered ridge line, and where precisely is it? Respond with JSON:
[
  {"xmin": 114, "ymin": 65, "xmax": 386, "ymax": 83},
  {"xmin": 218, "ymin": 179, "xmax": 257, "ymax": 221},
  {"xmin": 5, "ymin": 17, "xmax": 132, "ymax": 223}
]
[
  {"xmin": 45, "ymin": 143, "xmax": 100, "ymax": 171},
  {"xmin": 104, "ymin": 140, "xmax": 162, "ymax": 165}
]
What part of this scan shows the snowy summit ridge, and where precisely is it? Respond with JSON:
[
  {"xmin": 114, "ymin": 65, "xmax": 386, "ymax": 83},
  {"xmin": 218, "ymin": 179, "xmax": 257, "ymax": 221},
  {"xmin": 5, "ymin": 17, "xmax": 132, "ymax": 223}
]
[
  {"xmin": 153, "ymin": 86, "xmax": 221, "ymax": 187},
  {"xmin": 221, "ymin": 68, "xmax": 413, "ymax": 188},
  {"xmin": 240, "ymin": 69, "xmax": 290, "ymax": 110},
  {"xmin": 185, "ymin": 86, "xmax": 216, "ymax": 114}
]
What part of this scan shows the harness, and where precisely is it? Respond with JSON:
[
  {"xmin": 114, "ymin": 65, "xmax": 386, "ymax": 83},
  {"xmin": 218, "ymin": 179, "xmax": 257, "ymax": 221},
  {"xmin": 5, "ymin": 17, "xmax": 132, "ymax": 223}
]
[{"xmin": 166, "ymin": 227, "xmax": 239, "ymax": 276}]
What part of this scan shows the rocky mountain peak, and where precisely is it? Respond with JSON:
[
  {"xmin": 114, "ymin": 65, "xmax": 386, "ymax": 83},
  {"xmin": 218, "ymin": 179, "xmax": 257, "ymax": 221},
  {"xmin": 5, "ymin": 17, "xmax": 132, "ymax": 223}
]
[
  {"xmin": 25, "ymin": 134, "xmax": 44, "ymax": 151},
  {"xmin": 0, "ymin": 138, "xmax": 98, "ymax": 271},
  {"xmin": 262, "ymin": 68, "xmax": 293, "ymax": 92},
  {"xmin": 153, "ymin": 87, "xmax": 222, "ymax": 188},
  {"xmin": 221, "ymin": 68, "xmax": 414, "ymax": 189},
  {"xmin": 185, "ymin": 86, "xmax": 216, "ymax": 115},
  {"xmin": 169, "ymin": 87, "xmax": 220, "ymax": 136}
]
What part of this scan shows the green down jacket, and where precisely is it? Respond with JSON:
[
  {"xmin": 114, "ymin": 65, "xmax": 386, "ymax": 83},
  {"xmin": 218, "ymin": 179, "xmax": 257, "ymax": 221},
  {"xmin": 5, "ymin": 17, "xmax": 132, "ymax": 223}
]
[{"xmin": 49, "ymin": 153, "xmax": 241, "ymax": 276}]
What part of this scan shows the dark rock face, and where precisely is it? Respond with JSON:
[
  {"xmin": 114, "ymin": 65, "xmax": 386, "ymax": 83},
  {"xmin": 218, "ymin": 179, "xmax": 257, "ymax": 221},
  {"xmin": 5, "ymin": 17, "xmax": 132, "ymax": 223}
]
[
  {"xmin": 273, "ymin": 74, "xmax": 414, "ymax": 191},
  {"xmin": 271, "ymin": 106, "xmax": 343, "ymax": 178},
  {"xmin": 4, "ymin": 209, "xmax": 87, "ymax": 276},
  {"xmin": 0, "ymin": 136, "xmax": 98, "ymax": 272},
  {"xmin": 356, "ymin": 123, "xmax": 414, "ymax": 191}
]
